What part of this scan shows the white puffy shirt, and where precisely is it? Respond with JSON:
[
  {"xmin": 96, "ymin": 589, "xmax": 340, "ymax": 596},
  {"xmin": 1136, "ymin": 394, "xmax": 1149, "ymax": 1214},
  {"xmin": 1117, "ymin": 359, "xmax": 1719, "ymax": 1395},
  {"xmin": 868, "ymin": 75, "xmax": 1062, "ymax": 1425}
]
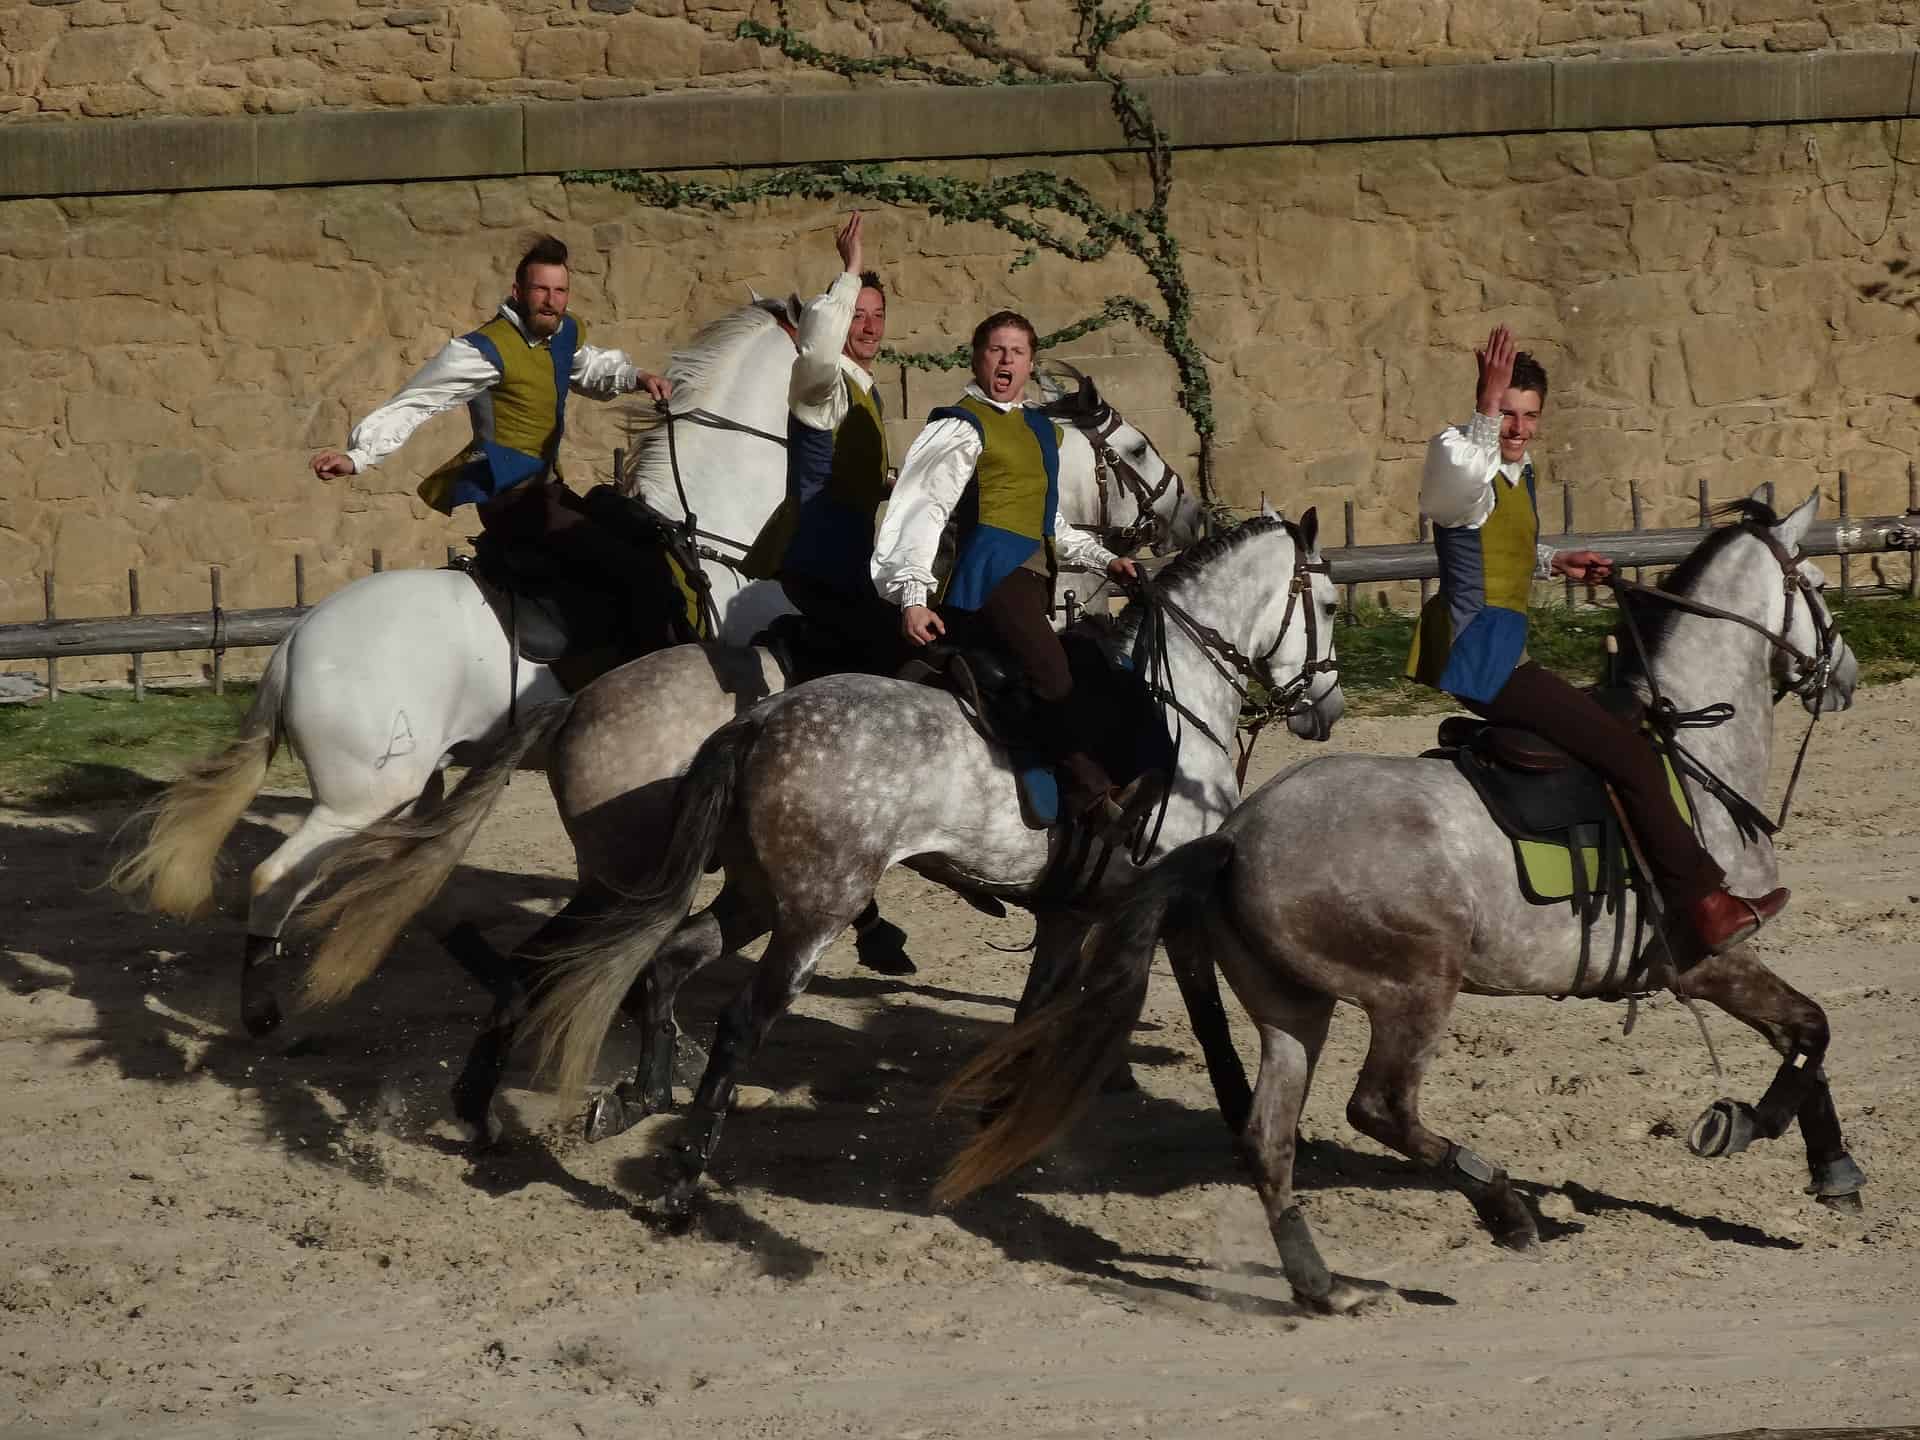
[
  {"xmin": 1421, "ymin": 409, "xmax": 1558, "ymax": 579},
  {"xmin": 871, "ymin": 383, "xmax": 1117, "ymax": 610},
  {"xmin": 343, "ymin": 302, "xmax": 650, "ymax": 473}
]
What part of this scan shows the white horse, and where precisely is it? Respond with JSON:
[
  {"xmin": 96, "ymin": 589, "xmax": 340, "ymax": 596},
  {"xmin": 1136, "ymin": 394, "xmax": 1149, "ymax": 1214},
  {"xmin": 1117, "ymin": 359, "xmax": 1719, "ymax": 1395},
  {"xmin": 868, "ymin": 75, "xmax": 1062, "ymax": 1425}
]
[{"xmin": 112, "ymin": 299, "xmax": 801, "ymax": 1035}]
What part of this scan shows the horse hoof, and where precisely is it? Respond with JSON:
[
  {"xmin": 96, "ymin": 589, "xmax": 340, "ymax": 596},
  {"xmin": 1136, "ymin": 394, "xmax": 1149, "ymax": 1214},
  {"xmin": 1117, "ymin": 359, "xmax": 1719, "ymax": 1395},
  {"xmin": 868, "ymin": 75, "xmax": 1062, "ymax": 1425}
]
[
  {"xmin": 855, "ymin": 919, "xmax": 917, "ymax": 977},
  {"xmin": 1306, "ymin": 1278, "xmax": 1379, "ymax": 1315},
  {"xmin": 1807, "ymin": 1151, "xmax": 1868, "ymax": 1201},
  {"xmin": 1687, "ymin": 1098, "xmax": 1756, "ymax": 1159},
  {"xmin": 1494, "ymin": 1221, "xmax": 1540, "ymax": 1253},
  {"xmin": 584, "ymin": 1089, "xmax": 647, "ymax": 1144},
  {"xmin": 1100, "ymin": 1063, "xmax": 1140, "ymax": 1095},
  {"xmin": 240, "ymin": 990, "xmax": 282, "ymax": 1038},
  {"xmin": 1817, "ymin": 1190, "xmax": 1865, "ymax": 1217}
]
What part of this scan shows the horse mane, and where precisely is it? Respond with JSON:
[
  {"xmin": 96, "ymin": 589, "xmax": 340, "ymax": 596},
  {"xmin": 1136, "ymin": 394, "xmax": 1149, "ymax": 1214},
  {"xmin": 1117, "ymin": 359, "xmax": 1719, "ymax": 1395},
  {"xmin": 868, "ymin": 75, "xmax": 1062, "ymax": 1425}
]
[
  {"xmin": 1102, "ymin": 513, "xmax": 1298, "ymax": 647},
  {"xmin": 618, "ymin": 300, "xmax": 788, "ymax": 495},
  {"xmin": 1614, "ymin": 498, "xmax": 1780, "ymax": 682}
]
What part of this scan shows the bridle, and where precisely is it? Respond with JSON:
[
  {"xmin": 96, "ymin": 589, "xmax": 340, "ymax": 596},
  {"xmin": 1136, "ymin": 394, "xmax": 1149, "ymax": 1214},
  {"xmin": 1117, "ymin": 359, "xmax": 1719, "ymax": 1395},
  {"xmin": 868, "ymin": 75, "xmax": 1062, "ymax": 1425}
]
[
  {"xmin": 1609, "ymin": 523, "xmax": 1842, "ymax": 834},
  {"xmin": 1126, "ymin": 523, "xmax": 1337, "ymax": 759},
  {"xmin": 1081, "ymin": 403, "xmax": 1186, "ymax": 555}
]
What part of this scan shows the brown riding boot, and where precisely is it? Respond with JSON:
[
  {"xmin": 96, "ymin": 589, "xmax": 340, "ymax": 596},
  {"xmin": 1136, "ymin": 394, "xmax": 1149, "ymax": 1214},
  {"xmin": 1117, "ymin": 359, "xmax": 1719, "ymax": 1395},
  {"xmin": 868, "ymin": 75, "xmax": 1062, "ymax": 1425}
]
[
  {"xmin": 1058, "ymin": 750, "xmax": 1118, "ymax": 823},
  {"xmin": 1689, "ymin": 886, "xmax": 1790, "ymax": 954}
]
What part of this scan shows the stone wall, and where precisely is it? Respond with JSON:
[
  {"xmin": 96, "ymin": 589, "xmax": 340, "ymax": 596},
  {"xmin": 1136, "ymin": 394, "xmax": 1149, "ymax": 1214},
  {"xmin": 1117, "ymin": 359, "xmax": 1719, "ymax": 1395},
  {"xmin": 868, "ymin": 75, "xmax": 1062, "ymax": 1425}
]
[
  {"xmin": 3, "ymin": 0, "xmax": 1915, "ymax": 122},
  {"xmin": 3, "ymin": 113, "xmax": 1914, "ymax": 687}
]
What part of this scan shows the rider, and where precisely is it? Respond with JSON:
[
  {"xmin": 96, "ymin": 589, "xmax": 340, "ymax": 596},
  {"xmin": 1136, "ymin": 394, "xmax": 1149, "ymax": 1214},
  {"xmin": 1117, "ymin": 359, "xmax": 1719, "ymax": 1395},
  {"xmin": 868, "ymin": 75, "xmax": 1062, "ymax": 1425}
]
[
  {"xmin": 1407, "ymin": 324, "xmax": 1788, "ymax": 954},
  {"xmin": 872, "ymin": 309, "xmax": 1146, "ymax": 825},
  {"xmin": 310, "ymin": 234, "xmax": 693, "ymax": 653},
  {"xmin": 741, "ymin": 211, "xmax": 902, "ymax": 673}
]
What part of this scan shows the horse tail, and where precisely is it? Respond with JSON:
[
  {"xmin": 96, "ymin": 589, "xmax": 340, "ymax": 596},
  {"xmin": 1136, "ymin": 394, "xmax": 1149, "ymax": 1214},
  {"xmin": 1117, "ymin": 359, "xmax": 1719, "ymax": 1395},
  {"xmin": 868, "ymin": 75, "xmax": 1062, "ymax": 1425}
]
[
  {"xmin": 294, "ymin": 699, "xmax": 576, "ymax": 1011},
  {"xmin": 524, "ymin": 712, "xmax": 761, "ymax": 1101},
  {"xmin": 109, "ymin": 635, "xmax": 292, "ymax": 918},
  {"xmin": 934, "ymin": 831, "xmax": 1237, "ymax": 1208}
]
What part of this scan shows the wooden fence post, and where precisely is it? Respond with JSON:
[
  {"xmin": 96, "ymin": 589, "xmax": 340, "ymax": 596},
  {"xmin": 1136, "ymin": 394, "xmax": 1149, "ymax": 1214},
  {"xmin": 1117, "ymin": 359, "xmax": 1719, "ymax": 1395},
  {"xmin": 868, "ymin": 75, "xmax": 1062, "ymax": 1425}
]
[
  {"xmin": 372, "ymin": 549, "xmax": 384, "ymax": 574},
  {"xmin": 43, "ymin": 571, "xmax": 56, "ymax": 703},
  {"xmin": 1838, "ymin": 470, "xmax": 1852, "ymax": 600},
  {"xmin": 1342, "ymin": 499, "xmax": 1357, "ymax": 619},
  {"xmin": 1417, "ymin": 515, "xmax": 1431, "ymax": 610},
  {"xmin": 1698, "ymin": 478, "xmax": 1710, "ymax": 530},
  {"xmin": 1562, "ymin": 485, "xmax": 1575, "ymax": 610},
  {"xmin": 1629, "ymin": 480, "xmax": 1644, "ymax": 585},
  {"xmin": 210, "ymin": 565, "xmax": 224, "ymax": 697},
  {"xmin": 129, "ymin": 570, "xmax": 143, "ymax": 702},
  {"xmin": 1909, "ymin": 461, "xmax": 1918, "ymax": 602},
  {"xmin": 294, "ymin": 553, "xmax": 306, "ymax": 609}
]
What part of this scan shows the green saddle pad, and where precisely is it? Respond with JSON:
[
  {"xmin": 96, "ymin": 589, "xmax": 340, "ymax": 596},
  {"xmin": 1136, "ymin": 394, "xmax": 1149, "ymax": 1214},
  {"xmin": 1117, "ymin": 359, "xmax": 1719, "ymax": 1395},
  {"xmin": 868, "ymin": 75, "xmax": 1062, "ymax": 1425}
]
[{"xmin": 1512, "ymin": 750, "xmax": 1692, "ymax": 905}]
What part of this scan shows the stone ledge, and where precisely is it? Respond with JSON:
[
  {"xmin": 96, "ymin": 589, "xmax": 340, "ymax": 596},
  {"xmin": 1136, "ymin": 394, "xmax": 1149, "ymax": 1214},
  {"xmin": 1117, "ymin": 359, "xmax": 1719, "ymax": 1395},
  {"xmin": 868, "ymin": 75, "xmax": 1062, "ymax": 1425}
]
[
  {"xmin": 2, "ymin": 52, "xmax": 1914, "ymax": 200},
  {"xmin": 1297, "ymin": 62, "xmax": 1551, "ymax": 142},
  {"xmin": 1554, "ymin": 51, "xmax": 1918, "ymax": 131}
]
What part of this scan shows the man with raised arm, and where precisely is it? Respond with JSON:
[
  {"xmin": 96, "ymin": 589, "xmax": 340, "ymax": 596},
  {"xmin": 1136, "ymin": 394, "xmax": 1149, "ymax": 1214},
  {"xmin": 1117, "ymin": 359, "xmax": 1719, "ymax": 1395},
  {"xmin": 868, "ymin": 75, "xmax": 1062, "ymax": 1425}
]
[
  {"xmin": 741, "ymin": 211, "xmax": 902, "ymax": 672},
  {"xmin": 1408, "ymin": 323, "xmax": 1788, "ymax": 953},
  {"xmin": 310, "ymin": 233, "xmax": 692, "ymax": 651},
  {"xmin": 872, "ymin": 309, "xmax": 1148, "ymax": 827}
]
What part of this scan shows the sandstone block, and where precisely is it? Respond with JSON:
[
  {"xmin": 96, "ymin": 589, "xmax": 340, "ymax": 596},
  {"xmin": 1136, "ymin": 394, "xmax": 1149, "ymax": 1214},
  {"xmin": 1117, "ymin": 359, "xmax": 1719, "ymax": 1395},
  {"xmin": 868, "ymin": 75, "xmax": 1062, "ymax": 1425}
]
[
  {"xmin": 67, "ymin": 393, "xmax": 192, "ymax": 447},
  {"xmin": 1680, "ymin": 317, "xmax": 1821, "ymax": 404},
  {"xmin": 606, "ymin": 13, "xmax": 704, "ymax": 80},
  {"xmin": 525, "ymin": 26, "xmax": 607, "ymax": 80},
  {"xmin": 0, "ymin": 381, "xmax": 65, "ymax": 434},
  {"xmin": 134, "ymin": 449, "xmax": 207, "ymax": 497},
  {"xmin": 66, "ymin": 297, "xmax": 201, "ymax": 347},
  {"xmin": 1653, "ymin": 126, "xmax": 1756, "ymax": 162},
  {"xmin": 52, "ymin": 510, "xmax": 142, "ymax": 589},
  {"xmin": 45, "ymin": 25, "xmax": 162, "ymax": 88},
  {"xmin": 1256, "ymin": 212, "xmax": 1417, "ymax": 300},
  {"xmin": 1627, "ymin": 198, "xmax": 1717, "ymax": 268},
  {"xmin": 1368, "ymin": 0, "xmax": 1447, "ymax": 50},
  {"xmin": 1448, "ymin": 0, "xmax": 1539, "ymax": 52},
  {"xmin": 1590, "ymin": 129, "xmax": 1660, "ymax": 177},
  {"xmin": 0, "ymin": 200, "xmax": 71, "ymax": 260},
  {"xmin": 399, "ymin": 182, "xmax": 482, "ymax": 236},
  {"xmin": 1835, "ymin": 336, "xmax": 1920, "ymax": 397},
  {"xmin": 192, "ymin": 391, "xmax": 287, "ymax": 449},
  {"xmin": 31, "ymin": 447, "xmax": 112, "ymax": 502},
  {"xmin": 88, "ymin": 345, "xmax": 218, "ymax": 410}
]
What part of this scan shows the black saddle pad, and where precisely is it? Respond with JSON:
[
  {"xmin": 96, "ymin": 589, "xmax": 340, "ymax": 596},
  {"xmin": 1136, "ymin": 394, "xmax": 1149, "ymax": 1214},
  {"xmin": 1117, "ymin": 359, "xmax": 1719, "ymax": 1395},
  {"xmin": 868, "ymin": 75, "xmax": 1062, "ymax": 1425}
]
[{"xmin": 754, "ymin": 613, "xmax": 901, "ymax": 690}]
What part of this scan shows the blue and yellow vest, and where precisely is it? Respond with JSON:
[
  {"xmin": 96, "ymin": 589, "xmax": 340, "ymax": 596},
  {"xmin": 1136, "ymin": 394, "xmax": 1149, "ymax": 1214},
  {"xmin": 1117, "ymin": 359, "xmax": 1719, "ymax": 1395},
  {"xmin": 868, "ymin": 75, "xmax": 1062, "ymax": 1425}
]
[
  {"xmin": 932, "ymin": 395, "xmax": 1062, "ymax": 612},
  {"xmin": 751, "ymin": 375, "xmax": 892, "ymax": 590},
  {"xmin": 418, "ymin": 311, "xmax": 581, "ymax": 514},
  {"xmin": 1406, "ymin": 462, "xmax": 1538, "ymax": 703}
]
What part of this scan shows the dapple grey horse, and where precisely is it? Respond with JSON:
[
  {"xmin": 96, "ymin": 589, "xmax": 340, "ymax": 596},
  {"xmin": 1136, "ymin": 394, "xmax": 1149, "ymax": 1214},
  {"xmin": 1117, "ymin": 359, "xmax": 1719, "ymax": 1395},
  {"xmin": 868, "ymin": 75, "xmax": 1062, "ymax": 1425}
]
[
  {"xmin": 287, "ymin": 381, "xmax": 1206, "ymax": 1136},
  {"xmin": 522, "ymin": 512, "xmax": 1345, "ymax": 1215},
  {"xmin": 940, "ymin": 494, "xmax": 1866, "ymax": 1314}
]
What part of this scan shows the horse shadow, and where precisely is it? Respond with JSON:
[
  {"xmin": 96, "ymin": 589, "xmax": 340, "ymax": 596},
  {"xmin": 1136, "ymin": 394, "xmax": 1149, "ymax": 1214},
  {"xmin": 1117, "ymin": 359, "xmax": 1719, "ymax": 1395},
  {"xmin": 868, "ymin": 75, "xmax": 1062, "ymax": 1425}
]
[{"xmin": 0, "ymin": 779, "xmax": 582, "ymax": 1189}]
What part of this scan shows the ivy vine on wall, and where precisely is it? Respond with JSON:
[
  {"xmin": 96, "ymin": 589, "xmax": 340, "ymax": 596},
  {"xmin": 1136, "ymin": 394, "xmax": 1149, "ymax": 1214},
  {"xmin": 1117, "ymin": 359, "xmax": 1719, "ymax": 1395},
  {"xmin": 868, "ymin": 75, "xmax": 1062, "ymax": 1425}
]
[{"xmin": 571, "ymin": 0, "xmax": 1219, "ymax": 501}]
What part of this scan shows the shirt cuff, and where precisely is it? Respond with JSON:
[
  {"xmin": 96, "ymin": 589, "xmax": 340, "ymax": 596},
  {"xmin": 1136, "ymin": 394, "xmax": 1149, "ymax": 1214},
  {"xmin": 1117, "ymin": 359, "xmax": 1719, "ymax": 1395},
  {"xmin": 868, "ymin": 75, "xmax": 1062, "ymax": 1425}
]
[
  {"xmin": 897, "ymin": 582, "xmax": 930, "ymax": 610},
  {"xmin": 1468, "ymin": 410, "xmax": 1502, "ymax": 449},
  {"xmin": 1535, "ymin": 543, "xmax": 1557, "ymax": 579},
  {"xmin": 344, "ymin": 447, "xmax": 374, "ymax": 474}
]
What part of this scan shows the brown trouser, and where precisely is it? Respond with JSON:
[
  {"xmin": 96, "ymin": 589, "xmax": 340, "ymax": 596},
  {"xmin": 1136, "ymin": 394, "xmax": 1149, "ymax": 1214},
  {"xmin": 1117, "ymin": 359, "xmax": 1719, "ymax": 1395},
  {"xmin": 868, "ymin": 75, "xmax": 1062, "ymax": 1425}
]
[
  {"xmin": 1464, "ymin": 661, "xmax": 1724, "ymax": 907},
  {"xmin": 973, "ymin": 568, "xmax": 1073, "ymax": 701},
  {"xmin": 949, "ymin": 568, "xmax": 1112, "ymax": 801}
]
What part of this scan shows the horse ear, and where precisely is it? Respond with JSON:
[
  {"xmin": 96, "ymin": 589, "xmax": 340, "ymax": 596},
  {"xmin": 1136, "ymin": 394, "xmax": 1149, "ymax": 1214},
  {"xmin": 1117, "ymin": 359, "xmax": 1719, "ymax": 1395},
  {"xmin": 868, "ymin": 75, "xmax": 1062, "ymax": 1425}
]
[
  {"xmin": 1775, "ymin": 489, "xmax": 1819, "ymax": 550},
  {"xmin": 748, "ymin": 285, "xmax": 766, "ymax": 303},
  {"xmin": 1077, "ymin": 374, "xmax": 1102, "ymax": 411},
  {"xmin": 1298, "ymin": 505, "xmax": 1320, "ymax": 554},
  {"xmin": 785, "ymin": 293, "xmax": 803, "ymax": 327}
]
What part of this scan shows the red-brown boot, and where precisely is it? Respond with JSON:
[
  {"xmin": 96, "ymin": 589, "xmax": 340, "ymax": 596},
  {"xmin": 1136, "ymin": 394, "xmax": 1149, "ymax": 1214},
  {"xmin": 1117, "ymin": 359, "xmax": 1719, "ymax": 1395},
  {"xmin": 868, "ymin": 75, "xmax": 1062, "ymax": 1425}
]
[{"xmin": 1689, "ymin": 886, "xmax": 1790, "ymax": 954}]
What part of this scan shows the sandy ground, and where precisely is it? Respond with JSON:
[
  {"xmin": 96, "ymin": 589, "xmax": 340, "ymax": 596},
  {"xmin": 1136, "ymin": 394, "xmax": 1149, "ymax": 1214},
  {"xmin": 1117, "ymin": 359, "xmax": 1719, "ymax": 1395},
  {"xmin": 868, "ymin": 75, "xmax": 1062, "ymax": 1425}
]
[{"xmin": 3, "ymin": 680, "xmax": 1918, "ymax": 1439}]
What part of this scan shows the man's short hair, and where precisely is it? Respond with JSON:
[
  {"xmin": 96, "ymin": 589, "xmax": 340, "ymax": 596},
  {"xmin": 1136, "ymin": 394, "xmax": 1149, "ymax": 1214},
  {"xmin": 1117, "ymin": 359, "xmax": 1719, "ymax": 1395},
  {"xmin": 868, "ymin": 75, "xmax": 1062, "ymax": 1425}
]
[
  {"xmin": 858, "ymin": 269, "xmax": 885, "ymax": 300},
  {"xmin": 1511, "ymin": 351, "xmax": 1549, "ymax": 402},
  {"xmin": 515, "ymin": 234, "xmax": 569, "ymax": 288},
  {"xmin": 971, "ymin": 309, "xmax": 1039, "ymax": 358}
]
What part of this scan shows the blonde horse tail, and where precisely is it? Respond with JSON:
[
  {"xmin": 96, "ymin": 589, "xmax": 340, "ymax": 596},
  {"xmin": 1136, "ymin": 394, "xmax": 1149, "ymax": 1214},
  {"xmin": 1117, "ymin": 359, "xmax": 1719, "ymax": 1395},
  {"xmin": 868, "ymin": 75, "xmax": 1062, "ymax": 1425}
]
[
  {"xmin": 935, "ymin": 832, "xmax": 1238, "ymax": 1207},
  {"xmin": 293, "ymin": 699, "xmax": 577, "ymax": 1011},
  {"xmin": 109, "ymin": 637, "xmax": 291, "ymax": 919},
  {"xmin": 524, "ymin": 714, "xmax": 760, "ymax": 1102}
]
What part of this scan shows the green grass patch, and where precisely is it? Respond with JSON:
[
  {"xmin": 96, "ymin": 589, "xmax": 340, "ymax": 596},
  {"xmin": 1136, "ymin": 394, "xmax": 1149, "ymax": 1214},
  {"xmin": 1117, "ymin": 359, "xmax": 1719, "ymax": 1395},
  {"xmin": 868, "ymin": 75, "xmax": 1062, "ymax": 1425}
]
[{"xmin": 0, "ymin": 683, "xmax": 305, "ymax": 809}]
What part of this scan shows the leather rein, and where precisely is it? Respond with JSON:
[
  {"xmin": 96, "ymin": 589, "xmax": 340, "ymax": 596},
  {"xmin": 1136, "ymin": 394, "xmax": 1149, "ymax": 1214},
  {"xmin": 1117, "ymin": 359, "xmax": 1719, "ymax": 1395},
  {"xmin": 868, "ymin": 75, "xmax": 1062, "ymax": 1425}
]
[{"xmin": 1608, "ymin": 525, "xmax": 1840, "ymax": 836}]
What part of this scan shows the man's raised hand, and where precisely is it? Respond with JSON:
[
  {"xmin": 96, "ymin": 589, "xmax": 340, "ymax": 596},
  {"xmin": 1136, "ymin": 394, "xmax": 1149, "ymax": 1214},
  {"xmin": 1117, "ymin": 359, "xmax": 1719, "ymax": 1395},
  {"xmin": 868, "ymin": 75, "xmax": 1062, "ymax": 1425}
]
[
  {"xmin": 836, "ymin": 211, "xmax": 864, "ymax": 276},
  {"xmin": 1475, "ymin": 323, "xmax": 1517, "ymax": 418}
]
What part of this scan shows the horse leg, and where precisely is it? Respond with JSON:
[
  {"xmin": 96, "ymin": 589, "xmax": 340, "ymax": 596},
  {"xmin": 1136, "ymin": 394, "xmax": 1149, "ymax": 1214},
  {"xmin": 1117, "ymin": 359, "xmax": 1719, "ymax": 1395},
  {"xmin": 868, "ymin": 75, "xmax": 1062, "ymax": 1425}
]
[
  {"xmin": 660, "ymin": 916, "xmax": 842, "ymax": 1219},
  {"xmin": 586, "ymin": 880, "xmax": 773, "ymax": 1141},
  {"xmin": 1345, "ymin": 998, "xmax": 1539, "ymax": 1251},
  {"xmin": 852, "ymin": 899, "xmax": 915, "ymax": 977},
  {"xmin": 1165, "ymin": 920, "xmax": 1253, "ymax": 1136},
  {"xmin": 1241, "ymin": 1001, "xmax": 1372, "ymax": 1313},
  {"xmin": 1671, "ymin": 947, "xmax": 1866, "ymax": 1209},
  {"xmin": 241, "ymin": 804, "xmax": 363, "ymax": 1037}
]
